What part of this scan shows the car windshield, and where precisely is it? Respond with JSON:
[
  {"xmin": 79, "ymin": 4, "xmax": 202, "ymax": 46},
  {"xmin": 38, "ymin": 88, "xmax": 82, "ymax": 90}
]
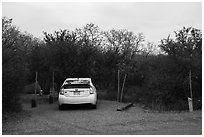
[{"xmin": 62, "ymin": 84, "xmax": 91, "ymax": 89}]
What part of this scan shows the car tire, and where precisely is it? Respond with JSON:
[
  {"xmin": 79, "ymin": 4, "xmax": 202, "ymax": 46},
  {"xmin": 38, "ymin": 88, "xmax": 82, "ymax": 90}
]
[
  {"xmin": 91, "ymin": 104, "xmax": 97, "ymax": 109},
  {"xmin": 59, "ymin": 105, "xmax": 64, "ymax": 110}
]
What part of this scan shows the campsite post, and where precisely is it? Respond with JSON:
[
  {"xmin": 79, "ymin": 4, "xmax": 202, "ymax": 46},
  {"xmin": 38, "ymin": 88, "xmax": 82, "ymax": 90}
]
[
  {"xmin": 31, "ymin": 72, "xmax": 38, "ymax": 108},
  {"xmin": 35, "ymin": 72, "xmax": 38, "ymax": 101},
  {"xmin": 117, "ymin": 69, "xmax": 120, "ymax": 102}
]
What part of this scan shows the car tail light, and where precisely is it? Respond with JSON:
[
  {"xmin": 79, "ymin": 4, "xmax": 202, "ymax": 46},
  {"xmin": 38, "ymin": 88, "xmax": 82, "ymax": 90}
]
[
  {"xmin": 60, "ymin": 88, "xmax": 64, "ymax": 95},
  {"xmin": 90, "ymin": 87, "xmax": 94, "ymax": 94}
]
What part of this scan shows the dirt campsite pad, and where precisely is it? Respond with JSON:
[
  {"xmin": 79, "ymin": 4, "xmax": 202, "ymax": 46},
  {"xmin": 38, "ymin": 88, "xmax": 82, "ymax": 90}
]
[{"xmin": 2, "ymin": 96, "xmax": 202, "ymax": 135}]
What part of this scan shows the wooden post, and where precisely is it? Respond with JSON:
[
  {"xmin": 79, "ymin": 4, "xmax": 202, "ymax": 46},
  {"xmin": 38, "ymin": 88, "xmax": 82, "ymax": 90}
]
[
  {"xmin": 35, "ymin": 72, "xmax": 38, "ymax": 101},
  {"xmin": 49, "ymin": 71, "xmax": 54, "ymax": 104},
  {"xmin": 120, "ymin": 73, "xmax": 127, "ymax": 103},
  {"xmin": 52, "ymin": 71, "xmax": 54, "ymax": 91},
  {"xmin": 189, "ymin": 70, "xmax": 193, "ymax": 112},
  {"xmin": 32, "ymin": 72, "xmax": 38, "ymax": 108},
  {"xmin": 117, "ymin": 70, "xmax": 120, "ymax": 102},
  {"xmin": 188, "ymin": 97, "xmax": 193, "ymax": 112}
]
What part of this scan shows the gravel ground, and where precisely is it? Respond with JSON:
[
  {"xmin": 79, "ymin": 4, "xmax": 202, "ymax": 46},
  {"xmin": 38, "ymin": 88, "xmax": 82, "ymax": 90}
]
[{"xmin": 2, "ymin": 97, "xmax": 202, "ymax": 135}]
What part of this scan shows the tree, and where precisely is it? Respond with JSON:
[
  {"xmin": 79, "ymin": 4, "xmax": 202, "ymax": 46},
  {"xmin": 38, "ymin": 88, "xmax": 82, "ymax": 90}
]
[
  {"xmin": 160, "ymin": 27, "xmax": 201, "ymax": 58},
  {"xmin": 159, "ymin": 27, "xmax": 202, "ymax": 109},
  {"xmin": 104, "ymin": 29, "xmax": 144, "ymax": 69},
  {"xmin": 43, "ymin": 24, "xmax": 105, "ymax": 88},
  {"xmin": 2, "ymin": 17, "xmax": 31, "ymax": 112},
  {"xmin": 140, "ymin": 42, "xmax": 160, "ymax": 57},
  {"xmin": 2, "ymin": 17, "xmax": 45, "ymax": 113}
]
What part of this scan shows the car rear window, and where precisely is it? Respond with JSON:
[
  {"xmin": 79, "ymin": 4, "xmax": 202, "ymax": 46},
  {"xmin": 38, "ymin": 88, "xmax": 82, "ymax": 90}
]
[
  {"xmin": 62, "ymin": 84, "xmax": 91, "ymax": 89},
  {"xmin": 65, "ymin": 80, "xmax": 90, "ymax": 84}
]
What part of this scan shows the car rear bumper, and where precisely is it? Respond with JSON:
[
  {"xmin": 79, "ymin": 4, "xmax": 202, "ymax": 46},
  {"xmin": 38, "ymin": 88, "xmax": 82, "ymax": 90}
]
[{"xmin": 58, "ymin": 94, "xmax": 97, "ymax": 105}]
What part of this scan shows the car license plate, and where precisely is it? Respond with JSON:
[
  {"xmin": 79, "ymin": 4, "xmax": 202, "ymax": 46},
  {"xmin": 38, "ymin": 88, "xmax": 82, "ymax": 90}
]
[{"xmin": 74, "ymin": 91, "xmax": 80, "ymax": 95}]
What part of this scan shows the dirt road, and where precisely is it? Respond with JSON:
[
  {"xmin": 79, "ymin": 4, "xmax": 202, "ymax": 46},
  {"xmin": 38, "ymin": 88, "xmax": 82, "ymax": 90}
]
[{"xmin": 3, "ymin": 99, "xmax": 202, "ymax": 135}]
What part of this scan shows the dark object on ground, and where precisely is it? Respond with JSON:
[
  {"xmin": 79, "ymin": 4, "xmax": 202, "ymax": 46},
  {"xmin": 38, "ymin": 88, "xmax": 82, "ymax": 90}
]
[
  {"xmin": 31, "ymin": 99, "xmax": 37, "ymax": 108},
  {"xmin": 117, "ymin": 103, "xmax": 133, "ymax": 111},
  {"xmin": 49, "ymin": 95, "xmax": 53, "ymax": 104}
]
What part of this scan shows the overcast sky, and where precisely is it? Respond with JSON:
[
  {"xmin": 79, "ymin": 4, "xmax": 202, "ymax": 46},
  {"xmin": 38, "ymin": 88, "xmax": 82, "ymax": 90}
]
[{"xmin": 2, "ymin": 2, "xmax": 202, "ymax": 44}]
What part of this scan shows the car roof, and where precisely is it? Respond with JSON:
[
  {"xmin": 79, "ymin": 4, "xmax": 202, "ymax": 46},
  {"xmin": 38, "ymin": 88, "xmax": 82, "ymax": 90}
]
[{"xmin": 65, "ymin": 78, "xmax": 91, "ymax": 81}]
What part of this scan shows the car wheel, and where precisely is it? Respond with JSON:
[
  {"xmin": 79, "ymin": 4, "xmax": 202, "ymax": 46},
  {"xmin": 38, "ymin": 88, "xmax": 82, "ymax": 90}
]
[
  {"xmin": 91, "ymin": 104, "xmax": 97, "ymax": 109},
  {"xmin": 59, "ymin": 105, "xmax": 64, "ymax": 110}
]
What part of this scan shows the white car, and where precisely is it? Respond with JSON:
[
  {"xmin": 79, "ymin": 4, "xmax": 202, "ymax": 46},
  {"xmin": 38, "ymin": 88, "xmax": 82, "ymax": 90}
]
[{"xmin": 58, "ymin": 78, "xmax": 97, "ymax": 110}]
